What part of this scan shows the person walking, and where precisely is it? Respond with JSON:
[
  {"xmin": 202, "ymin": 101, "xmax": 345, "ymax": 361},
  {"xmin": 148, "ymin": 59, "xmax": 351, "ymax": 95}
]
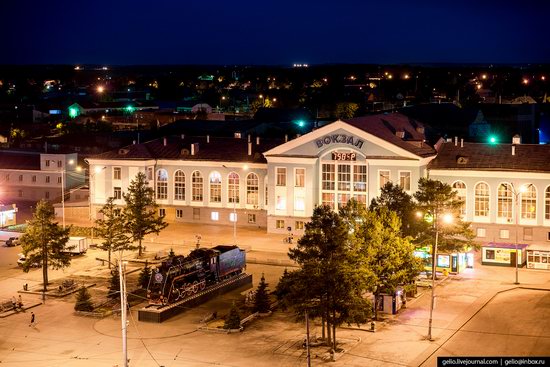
[
  {"xmin": 11, "ymin": 296, "xmax": 16, "ymax": 310},
  {"xmin": 29, "ymin": 312, "xmax": 35, "ymax": 327},
  {"xmin": 17, "ymin": 295, "xmax": 23, "ymax": 309}
]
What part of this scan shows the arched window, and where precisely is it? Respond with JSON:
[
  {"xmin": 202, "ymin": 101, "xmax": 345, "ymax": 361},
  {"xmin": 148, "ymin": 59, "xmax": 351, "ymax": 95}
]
[
  {"xmin": 156, "ymin": 169, "xmax": 168, "ymax": 200},
  {"xmin": 497, "ymin": 183, "xmax": 512, "ymax": 220},
  {"xmin": 452, "ymin": 181, "xmax": 467, "ymax": 215},
  {"xmin": 192, "ymin": 171, "xmax": 203, "ymax": 201},
  {"xmin": 228, "ymin": 172, "xmax": 240, "ymax": 203},
  {"xmin": 474, "ymin": 182, "xmax": 490, "ymax": 217},
  {"xmin": 174, "ymin": 170, "xmax": 185, "ymax": 201},
  {"xmin": 246, "ymin": 173, "xmax": 259, "ymax": 206},
  {"xmin": 545, "ymin": 186, "xmax": 550, "ymax": 220},
  {"xmin": 521, "ymin": 185, "xmax": 536, "ymax": 220},
  {"xmin": 209, "ymin": 171, "xmax": 222, "ymax": 203}
]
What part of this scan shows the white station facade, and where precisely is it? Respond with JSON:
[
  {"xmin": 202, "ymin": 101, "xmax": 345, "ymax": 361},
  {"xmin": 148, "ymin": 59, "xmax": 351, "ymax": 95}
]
[{"xmin": 87, "ymin": 112, "xmax": 550, "ymax": 270}]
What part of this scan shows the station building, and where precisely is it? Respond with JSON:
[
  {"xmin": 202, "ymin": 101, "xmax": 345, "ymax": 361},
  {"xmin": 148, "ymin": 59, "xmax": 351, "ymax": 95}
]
[{"xmin": 86, "ymin": 112, "xmax": 550, "ymax": 270}]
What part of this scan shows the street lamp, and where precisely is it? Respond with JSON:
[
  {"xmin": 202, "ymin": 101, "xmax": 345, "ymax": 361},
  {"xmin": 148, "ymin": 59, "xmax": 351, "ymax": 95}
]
[
  {"xmin": 511, "ymin": 183, "xmax": 532, "ymax": 285},
  {"xmin": 417, "ymin": 210, "xmax": 453, "ymax": 341}
]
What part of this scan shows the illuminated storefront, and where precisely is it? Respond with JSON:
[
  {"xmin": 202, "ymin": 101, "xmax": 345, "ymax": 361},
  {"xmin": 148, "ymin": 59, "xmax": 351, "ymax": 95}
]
[
  {"xmin": 0, "ymin": 204, "xmax": 17, "ymax": 227},
  {"xmin": 481, "ymin": 242, "xmax": 528, "ymax": 267},
  {"xmin": 526, "ymin": 247, "xmax": 550, "ymax": 270},
  {"xmin": 414, "ymin": 246, "xmax": 473, "ymax": 274}
]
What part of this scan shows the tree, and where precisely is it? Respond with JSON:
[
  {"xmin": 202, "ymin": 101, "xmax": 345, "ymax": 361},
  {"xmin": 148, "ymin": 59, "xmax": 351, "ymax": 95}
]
[
  {"xmin": 138, "ymin": 262, "xmax": 152, "ymax": 289},
  {"xmin": 253, "ymin": 274, "xmax": 270, "ymax": 313},
  {"xmin": 75, "ymin": 287, "xmax": 94, "ymax": 311},
  {"xmin": 353, "ymin": 208, "xmax": 423, "ymax": 320},
  {"xmin": 414, "ymin": 178, "xmax": 476, "ymax": 253},
  {"xmin": 370, "ymin": 182, "xmax": 420, "ymax": 237},
  {"xmin": 224, "ymin": 302, "xmax": 241, "ymax": 329},
  {"xmin": 95, "ymin": 197, "xmax": 133, "ymax": 268},
  {"xmin": 19, "ymin": 200, "xmax": 71, "ymax": 294},
  {"xmin": 108, "ymin": 267, "xmax": 120, "ymax": 300},
  {"xmin": 123, "ymin": 172, "xmax": 168, "ymax": 257},
  {"xmin": 335, "ymin": 102, "xmax": 359, "ymax": 119},
  {"xmin": 286, "ymin": 205, "xmax": 369, "ymax": 349}
]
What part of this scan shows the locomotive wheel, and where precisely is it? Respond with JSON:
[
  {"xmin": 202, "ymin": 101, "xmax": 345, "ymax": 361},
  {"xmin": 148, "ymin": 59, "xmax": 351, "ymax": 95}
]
[
  {"xmin": 199, "ymin": 280, "xmax": 206, "ymax": 290},
  {"xmin": 192, "ymin": 281, "xmax": 199, "ymax": 293},
  {"xmin": 172, "ymin": 288, "xmax": 181, "ymax": 301}
]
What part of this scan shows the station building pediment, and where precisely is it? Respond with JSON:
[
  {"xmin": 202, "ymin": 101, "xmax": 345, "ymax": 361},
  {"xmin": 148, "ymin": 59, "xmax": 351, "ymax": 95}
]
[{"xmin": 264, "ymin": 120, "xmax": 423, "ymax": 161}]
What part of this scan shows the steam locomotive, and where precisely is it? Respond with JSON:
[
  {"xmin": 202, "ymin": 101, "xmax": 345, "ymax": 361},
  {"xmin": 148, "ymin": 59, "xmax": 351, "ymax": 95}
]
[{"xmin": 147, "ymin": 245, "xmax": 246, "ymax": 305}]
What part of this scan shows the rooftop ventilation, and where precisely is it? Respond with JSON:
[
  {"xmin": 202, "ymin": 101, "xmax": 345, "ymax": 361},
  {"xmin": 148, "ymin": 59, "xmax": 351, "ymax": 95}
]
[
  {"xmin": 191, "ymin": 143, "xmax": 199, "ymax": 156},
  {"xmin": 512, "ymin": 134, "xmax": 521, "ymax": 145},
  {"xmin": 457, "ymin": 156, "xmax": 469, "ymax": 165},
  {"xmin": 118, "ymin": 148, "xmax": 129, "ymax": 155}
]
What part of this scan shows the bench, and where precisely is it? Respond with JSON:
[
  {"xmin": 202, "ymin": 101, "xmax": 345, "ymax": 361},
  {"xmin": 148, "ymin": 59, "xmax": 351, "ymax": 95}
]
[{"xmin": 0, "ymin": 300, "xmax": 15, "ymax": 312}]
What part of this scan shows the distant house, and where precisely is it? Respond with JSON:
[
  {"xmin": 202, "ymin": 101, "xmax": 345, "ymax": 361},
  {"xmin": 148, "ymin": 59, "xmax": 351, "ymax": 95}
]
[
  {"xmin": 176, "ymin": 102, "xmax": 213, "ymax": 114},
  {"xmin": 469, "ymin": 110, "xmax": 491, "ymax": 139}
]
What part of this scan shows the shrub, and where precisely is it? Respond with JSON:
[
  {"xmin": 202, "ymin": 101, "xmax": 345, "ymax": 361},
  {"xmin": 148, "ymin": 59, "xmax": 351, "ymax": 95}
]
[
  {"xmin": 253, "ymin": 274, "xmax": 271, "ymax": 313},
  {"xmin": 74, "ymin": 287, "xmax": 94, "ymax": 311},
  {"xmin": 108, "ymin": 267, "xmax": 120, "ymax": 300},
  {"xmin": 138, "ymin": 262, "xmax": 152, "ymax": 289},
  {"xmin": 224, "ymin": 302, "xmax": 241, "ymax": 329}
]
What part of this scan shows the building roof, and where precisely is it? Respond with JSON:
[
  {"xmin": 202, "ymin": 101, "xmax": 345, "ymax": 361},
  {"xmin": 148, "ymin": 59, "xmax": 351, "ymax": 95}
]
[
  {"xmin": 344, "ymin": 113, "xmax": 436, "ymax": 157},
  {"xmin": 428, "ymin": 142, "xmax": 550, "ymax": 173},
  {"xmin": 90, "ymin": 135, "xmax": 285, "ymax": 163},
  {"xmin": 0, "ymin": 151, "xmax": 40, "ymax": 170}
]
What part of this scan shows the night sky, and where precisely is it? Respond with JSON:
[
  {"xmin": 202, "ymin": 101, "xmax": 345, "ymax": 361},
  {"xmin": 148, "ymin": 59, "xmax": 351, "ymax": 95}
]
[{"xmin": 2, "ymin": 0, "xmax": 549, "ymax": 65}]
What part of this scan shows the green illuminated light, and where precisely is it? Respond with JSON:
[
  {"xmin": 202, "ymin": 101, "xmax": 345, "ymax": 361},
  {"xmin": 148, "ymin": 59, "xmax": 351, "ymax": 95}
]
[
  {"xmin": 125, "ymin": 106, "xmax": 135, "ymax": 113},
  {"xmin": 68, "ymin": 107, "xmax": 78, "ymax": 118},
  {"xmin": 296, "ymin": 120, "xmax": 305, "ymax": 127},
  {"xmin": 489, "ymin": 136, "xmax": 497, "ymax": 144}
]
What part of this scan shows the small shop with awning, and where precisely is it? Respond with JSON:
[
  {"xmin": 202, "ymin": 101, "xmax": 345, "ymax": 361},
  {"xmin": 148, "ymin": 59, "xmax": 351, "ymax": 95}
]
[
  {"xmin": 0, "ymin": 204, "xmax": 17, "ymax": 227},
  {"xmin": 414, "ymin": 246, "xmax": 474, "ymax": 274},
  {"xmin": 526, "ymin": 245, "xmax": 550, "ymax": 270},
  {"xmin": 481, "ymin": 242, "xmax": 527, "ymax": 267}
]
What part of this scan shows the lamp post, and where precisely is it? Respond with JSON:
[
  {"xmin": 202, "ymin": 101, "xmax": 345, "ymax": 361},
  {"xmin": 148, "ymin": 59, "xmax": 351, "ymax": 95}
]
[
  {"xmin": 103, "ymin": 255, "xmax": 128, "ymax": 367},
  {"xmin": 418, "ymin": 210, "xmax": 453, "ymax": 341},
  {"xmin": 511, "ymin": 184, "xmax": 531, "ymax": 285}
]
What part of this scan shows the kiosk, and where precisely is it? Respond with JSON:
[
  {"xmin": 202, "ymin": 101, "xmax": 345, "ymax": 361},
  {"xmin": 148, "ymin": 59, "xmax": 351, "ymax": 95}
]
[{"xmin": 481, "ymin": 242, "xmax": 528, "ymax": 267}]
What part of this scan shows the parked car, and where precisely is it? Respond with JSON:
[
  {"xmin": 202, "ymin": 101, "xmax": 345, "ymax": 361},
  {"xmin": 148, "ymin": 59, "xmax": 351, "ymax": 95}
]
[
  {"xmin": 17, "ymin": 254, "xmax": 40, "ymax": 268},
  {"xmin": 5, "ymin": 237, "xmax": 19, "ymax": 247}
]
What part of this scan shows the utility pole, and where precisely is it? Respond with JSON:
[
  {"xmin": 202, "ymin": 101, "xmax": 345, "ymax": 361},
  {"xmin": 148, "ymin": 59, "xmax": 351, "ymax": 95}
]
[
  {"xmin": 305, "ymin": 309, "xmax": 311, "ymax": 367},
  {"xmin": 118, "ymin": 258, "xmax": 128, "ymax": 367}
]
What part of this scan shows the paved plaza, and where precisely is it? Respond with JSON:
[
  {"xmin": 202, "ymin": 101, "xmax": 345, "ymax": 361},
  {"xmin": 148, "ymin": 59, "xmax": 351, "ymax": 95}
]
[{"xmin": 1, "ymin": 222, "xmax": 550, "ymax": 366}]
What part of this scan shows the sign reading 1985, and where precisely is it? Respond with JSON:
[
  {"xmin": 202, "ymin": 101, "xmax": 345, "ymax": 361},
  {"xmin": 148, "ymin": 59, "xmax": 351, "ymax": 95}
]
[{"xmin": 332, "ymin": 152, "xmax": 357, "ymax": 161}]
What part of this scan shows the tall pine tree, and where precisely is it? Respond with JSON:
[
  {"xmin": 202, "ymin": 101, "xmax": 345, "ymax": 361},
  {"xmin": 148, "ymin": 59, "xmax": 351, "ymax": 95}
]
[
  {"xmin": 123, "ymin": 172, "xmax": 168, "ymax": 257},
  {"xmin": 95, "ymin": 197, "xmax": 133, "ymax": 268},
  {"xmin": 253, "ymin": 274, "xmax": 270, "ymax": 313},
  {"xmin": 19, "ymin": 200, "xmax": 71, "ymax": 293}
]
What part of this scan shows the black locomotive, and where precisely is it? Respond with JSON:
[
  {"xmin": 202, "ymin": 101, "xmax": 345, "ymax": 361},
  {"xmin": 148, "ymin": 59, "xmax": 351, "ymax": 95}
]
[{"xmin": 147, "ymin": 245, "xmax": 246, "ymax": 305}]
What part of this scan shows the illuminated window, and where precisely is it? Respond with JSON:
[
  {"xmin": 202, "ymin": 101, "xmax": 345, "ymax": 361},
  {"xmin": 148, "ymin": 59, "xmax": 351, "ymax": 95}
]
[
  {"xmin": 521, "ymin": 185, "xmax": 536, "ymax": 220},
  {"xmin": 209, "ymin": 171, "xmax": 222, "ymax": 203},
  {"xmin": 338, "ymin": 165, "xmax": 351, "ymax": 191},
  {"xmin": 276, "ymin": 220, "xmax": 285, "ymax": 229},
  {"xmin": 322, "ymin": 193, "xmax": 335, "ymax": 209},
  {"xmin": 276, "ymin": 196, "xmax": 286, "ymax": 210},
  {"xmin": 353, "ymin": 165, "xmax": 367, "ymax": 192},
  {"xmin": 156, "ymin": 169, "xmax": 168, "ymax": 200},
  {"xmin": 113, "ymin": 167, "xmax": 121, "ymax": 180},
  {"xmin": 295, "ymin": 168, "xmax": 305, "ymax": 187},
  {"xmin": 453, "ymin": 181, "xmax": 466, "ymax": 215},
  {"xmin": 545, "ymin": 186, "xmax": 550, "ymax": 220},
  {"xmin": 211, "ymin": 212, "xmax": 219, "ymax": 221},
  {"xmin": 174, "ymin": 170, "xmax": 185, "ymax": 201},
  {"xmin": 379, "ymin": 170, "xmax": 390, "ymax": 189},
  {"xmin": 229, "ymin": 212, "xmax": 237, "ymax": 222},
  {"xmin": 497, "ymin": 183, "xmax": 512, "ymax": 220},
  {"xmin": 477, "ymin": 228, "xmax": 486, "ymax": 237},
  {"xmin": 192, "ymin": 171, "xmax": 203, "ymax": 201},
  {"xmin": 295, "ymin": 196, "xmax": 305, "ymax": 211},
  {"xmin": 500, "ymin": 229, "xmax": 510, "ymax": 239},
  {"xmin": 295, "ymin": 221, "xmax": 305, "ymax": 230},
  {"xmin": 475, "ymin": 182, "xmax": 490, "ymax": 217},
  {"xmin": 276, "ymin": 168, "xmax": 286, "ymax": 186},
  {"xmin": 113, "ymin": 187, "xmax": 122, "ymax": 200},
  {"xmin": 228, "ymin": 172, "xmax": 240, "ymax": 203},
  {"xmin": 246, "ymin": 173, "xmax": 259, "ymax": 206},
  {"xmin": 399, "ymin": 171, "xmax": 411, "ymax": 191},
  {"xmin": 322, "ymin": 164, "xmax": 335, "ymax": 190}
]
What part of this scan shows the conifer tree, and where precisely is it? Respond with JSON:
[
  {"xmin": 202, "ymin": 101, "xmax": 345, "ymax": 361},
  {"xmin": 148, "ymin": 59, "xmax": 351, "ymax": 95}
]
[
  {"xmin": 253, "ymin": 274, "xmax": 270, "ymax": 313},
  {"xmin": 74, "ymin": 287, "xmax": 94, "ymax": 311},
  {"xmin": 19, "ymin": 199, "xmax": 71, "ymax": 294},
  {"xmin": 123, "ymin": 172, "xmax": 168, "ymax": 257},
  {"xmin": 95, "ymin": 197, "xmax": 133, "ymax": 268},
  {"xmin": 138, "ymin": 262, "xmax": 152, "ymax": 289},
  {"xmin": 224, "ymin": 302, "xmax": 241, "ymax": 329},
  {"xmin": 108, "ymin": 267, "xmax": 120, "ymax": 300}
]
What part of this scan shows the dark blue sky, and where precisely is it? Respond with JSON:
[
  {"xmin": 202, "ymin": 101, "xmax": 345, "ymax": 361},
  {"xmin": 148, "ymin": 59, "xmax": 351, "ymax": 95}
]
[{"xmin": 2, "ymin": 0, "xmax": 549, "ymax": 65}]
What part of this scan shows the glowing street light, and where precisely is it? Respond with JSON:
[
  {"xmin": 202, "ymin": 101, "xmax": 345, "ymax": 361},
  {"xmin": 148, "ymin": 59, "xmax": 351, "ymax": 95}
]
[{"xmin": 97, "ymin": 86, "xmax": 104, "ymax": 93}]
